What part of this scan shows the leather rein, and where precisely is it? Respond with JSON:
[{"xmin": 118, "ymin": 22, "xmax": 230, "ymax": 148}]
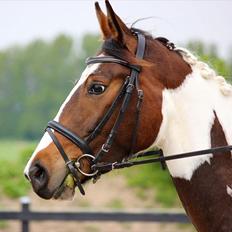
[{"xmin": 45, "ymin": 32, "xmax": 232, "ymax": 195}]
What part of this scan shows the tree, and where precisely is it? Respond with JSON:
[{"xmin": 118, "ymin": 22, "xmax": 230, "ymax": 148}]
[{"xmin": 0, "ymin": 33, "xmax": 101, "ymax": 139}]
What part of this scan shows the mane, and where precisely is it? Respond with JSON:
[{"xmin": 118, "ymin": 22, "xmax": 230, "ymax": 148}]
[
  {"xmin": 131, "ymin": 28, "xmax": 232, "ymax": 96},
  {"xmin": 174, "ymin": 47, "xmax": 232, "ymax": 96}
]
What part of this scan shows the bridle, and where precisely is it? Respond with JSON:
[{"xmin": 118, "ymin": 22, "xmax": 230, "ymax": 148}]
[
  {"xmin": 46, "ymin": 32, "xmax": 145, "ymax": 195},
  {"xmin": 45, "ymin": 32, "xmax": 232, "ymax": 195}
]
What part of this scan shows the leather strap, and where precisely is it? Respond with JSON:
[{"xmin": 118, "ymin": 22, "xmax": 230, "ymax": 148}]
[
  {"xmin": 45, "ymin": 32, "xmax": 146, "ymax": 194},
  {"xmin": 86, "ymin": 77, "xmax": 129, "ymax": 143},
  {"xmin": 46, "ymin": 128, "xmax": 85, "ymax": 195},
  {"xmin": 135, "ymin": 33, "xmax": 146, "ymax": 59},
  {"xmin": 92, "ymin": 145, "xmax": 232, "ymax": 172},
  {"xmin": 47, "ymin": 121, "xmax": 92, "ymax": 155},
  {"xmin": 92, "ymin": 33, "xmax": 146, "ymax": 163},
  {"xmin": 86, "ymin": 56, "xmax": 141, "ymax": 73}
]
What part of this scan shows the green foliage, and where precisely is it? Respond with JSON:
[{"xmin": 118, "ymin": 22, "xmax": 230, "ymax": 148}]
[
  {"xmin": 0, "ymin": 221, "xmax": 7, "ymax": 229},
  {"xmin": 0, "ymin": 141, "xmax": 35, "ymax": 198},
  {"xmin": 106, "ymin": 199, "xmax": 124, "ymax": 209},
  {"xmin": 0, "ymin": 33, "xmax": 100, "ymax": 140},
  {"xmin": 0, "ymin": 140, "xmax": 36, "ymax": 160},
  {"xmin": 122, "ymin": 163, "xmax": 179, "ymax": 207},
  {"xmin": 187, "ymin": 40, "xmax": 232, "ymax": 80},
  {"xmin": 81, "ymin": 33, "xmax": 101, "ymax": 58}
]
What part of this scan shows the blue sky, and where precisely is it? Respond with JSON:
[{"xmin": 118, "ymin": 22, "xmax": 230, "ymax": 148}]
[{"xmin": 0, "ymin": 0, "xmax": 231, "ymax": 58}]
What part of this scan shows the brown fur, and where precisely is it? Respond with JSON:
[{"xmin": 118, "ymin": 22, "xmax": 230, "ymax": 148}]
[{"xmin": 173, "ymin": 113, "xmax": 232, "ymax": 231}]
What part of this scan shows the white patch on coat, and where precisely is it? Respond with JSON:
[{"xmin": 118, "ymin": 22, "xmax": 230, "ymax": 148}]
[
  {"xmin": 153, "ymin": 65, "xmax": 232, "ymax": 181},
  {"xmin": 24, "ymin": 131, "xmax": 53, "ymax": 179},
  {"xmin": 24, "ymin": 61, "xmax": 101, "ymax": 178},
  {"xmin": 226, "ymin": 185, "xmax": 232, "ymax": 197}
]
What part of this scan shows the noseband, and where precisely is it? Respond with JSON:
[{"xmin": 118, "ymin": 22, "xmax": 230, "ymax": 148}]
[
  {"xmin": 46, "ymin": 32, "xmax": 146, "ymax": 195},
  {"xmin": 45, "ymin": 32, "xmax": 232, "ymax": 196}
]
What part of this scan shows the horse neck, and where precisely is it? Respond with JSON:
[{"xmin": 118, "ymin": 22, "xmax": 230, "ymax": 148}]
[{"xmin": 154, "ymin": 65, "xmax": 232, "ymax": 231}]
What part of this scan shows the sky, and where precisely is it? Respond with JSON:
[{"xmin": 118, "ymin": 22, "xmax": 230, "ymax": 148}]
[{"xmin": 0, "ymin": 0, "xmax": 231, "ymax": 58}]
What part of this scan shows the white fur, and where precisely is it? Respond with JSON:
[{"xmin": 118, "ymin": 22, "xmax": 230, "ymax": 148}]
[
  {"xmin": 24, "ymin": 131, "xmax": 53, "ymax": 179},
  {"xmin": 24, "ymin": 62, "xmax": 101, "ymax": 178},
  {"xmin": 54, "ymin": 62, "xmax": 101, "ymax": 122},
  {"xmin": 153, "ymin": 50, "xmax": 232, "ymax": 181},
  {"xmin": 227, "ymin": 185, "xmax": 232, "ymax": 197}
]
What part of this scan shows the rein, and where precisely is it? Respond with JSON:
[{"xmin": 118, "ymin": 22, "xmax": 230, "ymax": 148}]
[
  {"xmin": 92, "ymin": 145, "xmax": 232, "ymax": 172},
  {"xmin": 45, "ymin": 32, "xmax": 232, "ymax": 195}
]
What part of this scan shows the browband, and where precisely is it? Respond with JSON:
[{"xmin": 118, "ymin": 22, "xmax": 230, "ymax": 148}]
[{"xmin": 86, "ymin": 56, "xmax": 141, "ymax": 73}]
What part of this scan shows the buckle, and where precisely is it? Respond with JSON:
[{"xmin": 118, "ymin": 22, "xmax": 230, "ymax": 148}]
[
  {"xmin": 101, "ymin": 144, "xmax": 110, "ymax": 153},
  {"xmin": 75, "ymin": 154, "xmax": 99, "ymax": 177},
  {"xmin": 111, "ymin": 162, "xmax": 117, "ymax": 170},
  {"xmin": 137, "ymin": 89, "xmax": 144, "ymax": 99}
]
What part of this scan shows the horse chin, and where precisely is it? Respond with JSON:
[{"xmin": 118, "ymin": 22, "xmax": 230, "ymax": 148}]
[{"xmin": 52, "ymin": 175, "xmax": 76, "ymax": 201}]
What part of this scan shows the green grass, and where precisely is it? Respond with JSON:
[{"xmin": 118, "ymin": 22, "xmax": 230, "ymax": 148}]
[
  {"xmin": 106, "ymin": 199, "xmax": 124, "ymax": 209},
  {"xmin": 84, "ymin": 225, "xmax": 100, "ymax": 232},
  {"xmin": 0, "ymin": 221, "xmax": 7, "ymax": 229},
  {"xmin": 0, "ymin": 140, "xmax": 36, "ymax": 198},
  {"xmin": 121, "ymin": 162, "xmax": 180, "ymax": 207},
  {"xmin": 0, "ymin": 140, "xmax": 36, "ymax": 160}
]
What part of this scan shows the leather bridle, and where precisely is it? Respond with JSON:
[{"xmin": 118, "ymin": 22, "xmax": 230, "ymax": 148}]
[
  {"xmin": 45, "ymin": 32, "xmax": 232, "ymax": 195},
  {"xmin": 46, "ymin": 32, "xmax": 146, "ymax": 195}
]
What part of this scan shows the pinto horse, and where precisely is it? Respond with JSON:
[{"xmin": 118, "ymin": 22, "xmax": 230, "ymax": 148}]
[{"xmin": 24, "ymin": 1, "xmax": 232, "ymax": 231}]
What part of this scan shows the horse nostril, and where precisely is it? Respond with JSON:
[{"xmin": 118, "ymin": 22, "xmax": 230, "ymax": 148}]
[
  {"xmin": 29, "ymin": 163, "xmax": 48, "ymax": 190},
  {"xmin": 34, "ymin": 166, "xmax": 44, "ymax": 178}
]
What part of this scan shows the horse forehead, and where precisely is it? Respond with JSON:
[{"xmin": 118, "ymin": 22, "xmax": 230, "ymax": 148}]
[
  {"xmin": 78, "ymin": 62, "xmax": 101, "ymax": 87},
  {"xmin": 54, "ymin": 61, "xmax": 101, "ymax": 122}
]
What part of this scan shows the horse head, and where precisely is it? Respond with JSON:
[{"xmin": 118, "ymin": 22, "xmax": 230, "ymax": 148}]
[
  {"xmin": 24, "ymin": 1, "xmax": 232, "ymax": 231},
  {"xmin": 24, "ymin": 0, "xmax": 190, "ymax": 200}
]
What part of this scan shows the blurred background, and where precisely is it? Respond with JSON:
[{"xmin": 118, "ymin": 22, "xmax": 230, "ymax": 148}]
[{"xmin": 0, "ymin": 1, "xmax": 231, "ymax": 231}]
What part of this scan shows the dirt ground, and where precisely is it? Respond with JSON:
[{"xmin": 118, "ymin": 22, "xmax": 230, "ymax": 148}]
[{"xmin": 0, "ymin": 173, "xmax": 195, "ymax": 232}]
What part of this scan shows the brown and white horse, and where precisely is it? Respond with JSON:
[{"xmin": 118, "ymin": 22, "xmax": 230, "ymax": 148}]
[{"xmin": 24, "ymin": 1, "xmax": 232, "ymax": 231}]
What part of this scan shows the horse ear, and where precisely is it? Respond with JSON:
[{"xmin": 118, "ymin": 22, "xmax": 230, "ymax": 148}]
[
  {"xmin": 95, "ymin": 2, "xmax": 111, "ymax": 39},
  {"xmin": 105, "ymin": 0, "xmax": 136, "ymax": 50}
]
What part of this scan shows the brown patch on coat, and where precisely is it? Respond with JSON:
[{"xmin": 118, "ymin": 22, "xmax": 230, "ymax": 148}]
[{"xmin": 172, "ymin": 113, "xmax": 232, "ymax": 232}]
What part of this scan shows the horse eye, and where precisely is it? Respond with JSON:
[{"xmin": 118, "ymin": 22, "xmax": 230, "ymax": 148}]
[{"xmin": 88, "ymin": 84, "xmax": 106, "ymax": 95}]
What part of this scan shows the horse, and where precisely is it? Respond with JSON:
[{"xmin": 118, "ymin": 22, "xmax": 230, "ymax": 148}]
[{"xmin": 24, "ymin": 1, "xmax": 232, "ymax": 231}]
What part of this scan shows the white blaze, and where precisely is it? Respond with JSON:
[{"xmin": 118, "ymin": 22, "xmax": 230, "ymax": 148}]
[
  {"xmin": 54, "ymin": 62, "xmax": 101, "ymax": 122},
  {"xmin": 24, "ymin": 62, "xmax": 101, "ymax": 177},
  {"xmin": 227, "ymin": 185, "xmax": 232, "ymax": 197}
]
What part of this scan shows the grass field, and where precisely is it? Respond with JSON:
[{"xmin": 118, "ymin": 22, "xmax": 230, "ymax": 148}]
[
  {"xmin": 0, "ymin": 140, "xmax": 36, "ymax": 161},
  {"xmin": 121, "ymin": 162, "xmax": 180, "ymax": 207},
  {"xmin": 0, "ymin": 140, "xmax": 36, "ymax": 198}
]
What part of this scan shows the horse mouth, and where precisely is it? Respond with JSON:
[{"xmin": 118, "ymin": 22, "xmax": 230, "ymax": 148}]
[{"xmin": 52, "ymin": 174, "xmax": 76, "ymax": 200}]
